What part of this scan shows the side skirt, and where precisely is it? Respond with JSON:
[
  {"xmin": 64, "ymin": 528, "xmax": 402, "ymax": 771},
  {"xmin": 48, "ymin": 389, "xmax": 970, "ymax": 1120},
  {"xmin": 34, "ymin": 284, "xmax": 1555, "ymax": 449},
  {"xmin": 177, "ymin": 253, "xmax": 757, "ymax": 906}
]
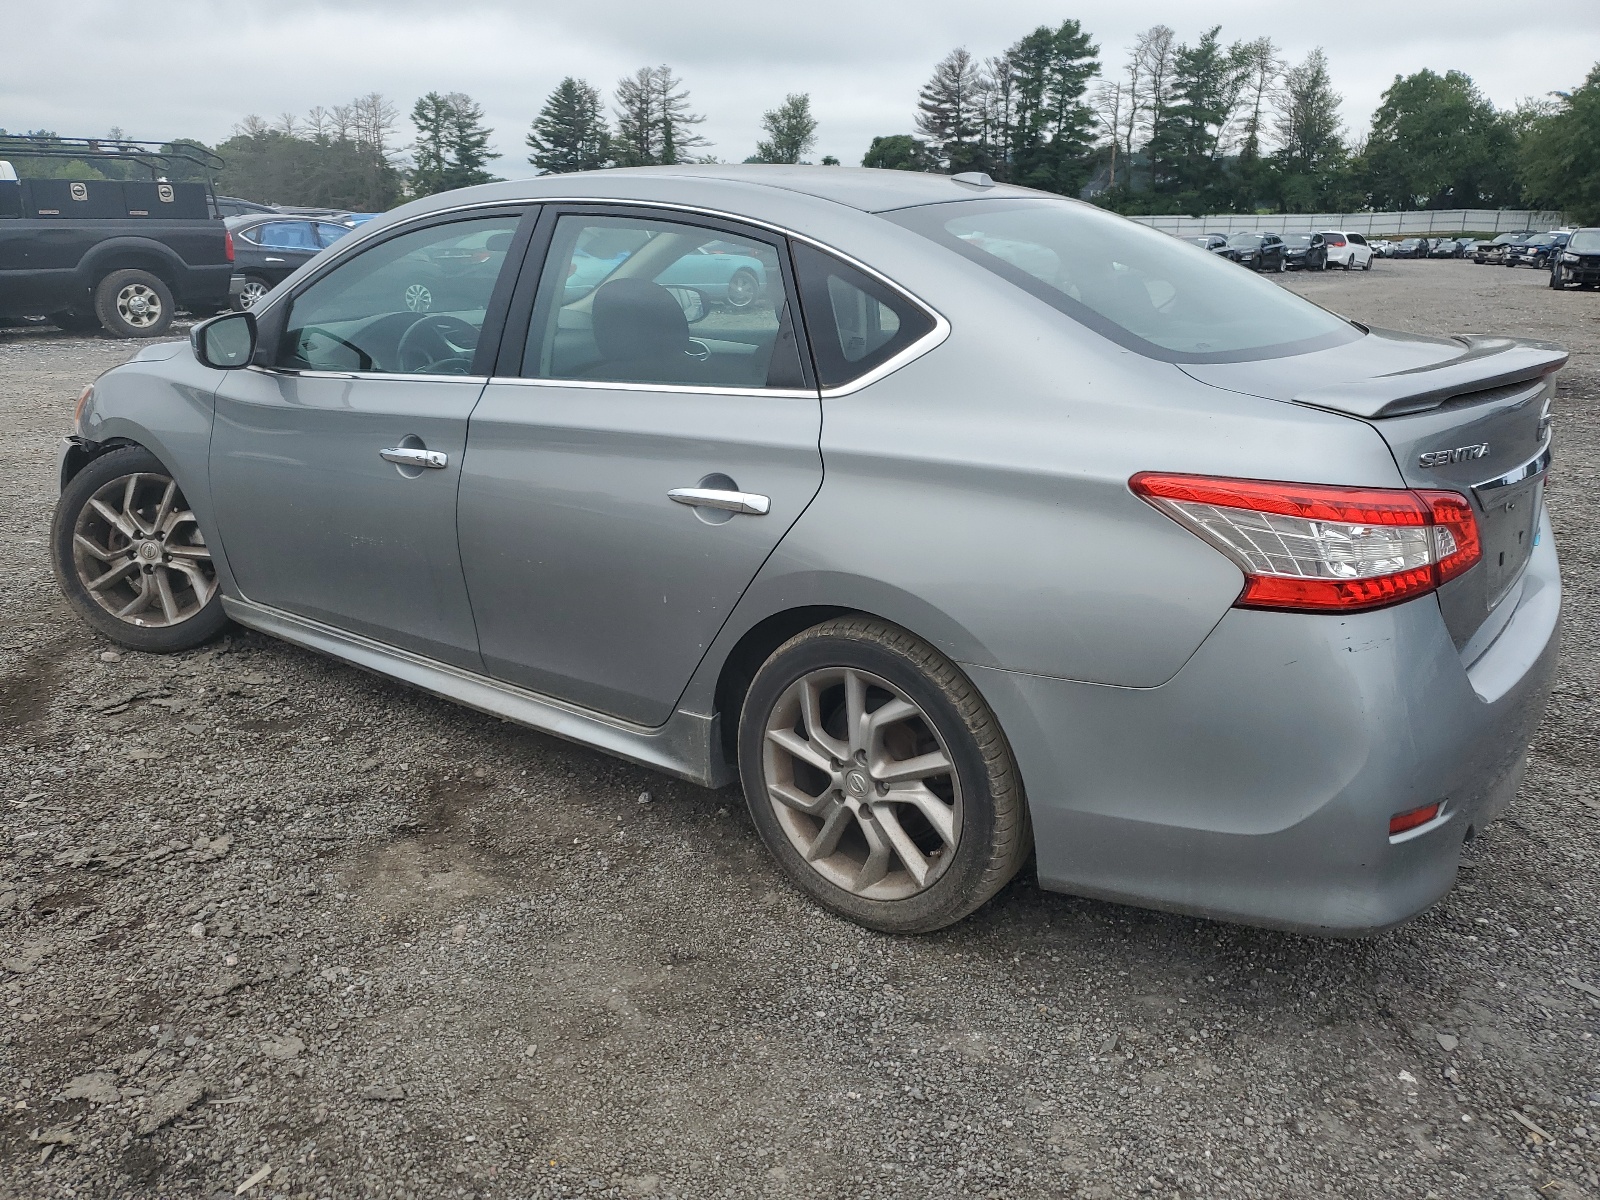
[{"xmin": 221, "ymin": 597, "xmax": 734, "ymax": 788}]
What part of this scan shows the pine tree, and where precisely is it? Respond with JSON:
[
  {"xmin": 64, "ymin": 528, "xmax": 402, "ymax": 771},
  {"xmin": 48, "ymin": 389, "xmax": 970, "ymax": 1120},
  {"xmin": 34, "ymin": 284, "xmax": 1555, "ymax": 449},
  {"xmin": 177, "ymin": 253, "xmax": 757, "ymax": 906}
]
[
  {"xmin": 409, "ymin": 91, "xmax": 499, "ymax": 196},
  {"xmin": 527, "ymin": 78, "xmax": 610, "ymax": 173},
  {"xmin": 652, "ymin": 66, "xmax": 708, "ymax": 165},
  {"xmin": 915, "ymin": 48, "xmax": 987, "ymax": 173},
  {"xmin": 1274, "ymin": 49, "xmax": 1351, "ymax": 209},
  {"xmin": 1148, "ymin": 27, "xmax": 1244, "ymax": 201},
  {"xmin": 1003, "ymin": 20, "xmax": 1100, "ymax": 193},
  {"xmin": 612, "ymin": 66, "xmax": 708, "ymax": 167},
  {"xmin": 753, "ymin": 94, "xmax": 818, "ymax": 163}
]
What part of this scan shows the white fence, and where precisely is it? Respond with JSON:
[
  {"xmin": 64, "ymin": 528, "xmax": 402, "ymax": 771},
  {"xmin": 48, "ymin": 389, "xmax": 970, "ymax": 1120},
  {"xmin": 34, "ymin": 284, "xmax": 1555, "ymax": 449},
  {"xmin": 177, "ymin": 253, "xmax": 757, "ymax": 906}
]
[{"xmin": 1126, "ymin": 210, "xmax": 1567, "ymax": 237}]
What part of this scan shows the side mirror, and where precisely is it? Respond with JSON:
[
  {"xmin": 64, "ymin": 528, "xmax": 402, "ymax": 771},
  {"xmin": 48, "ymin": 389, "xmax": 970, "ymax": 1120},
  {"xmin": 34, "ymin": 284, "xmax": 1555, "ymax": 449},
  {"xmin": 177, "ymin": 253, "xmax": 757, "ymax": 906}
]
[
  {"xmin": 665, "ymin": 286, "xmax": 708, "ymax": 324},
  {"xmin": 191, "ymin": 310, "xmax": 256, "ymax": 369}
]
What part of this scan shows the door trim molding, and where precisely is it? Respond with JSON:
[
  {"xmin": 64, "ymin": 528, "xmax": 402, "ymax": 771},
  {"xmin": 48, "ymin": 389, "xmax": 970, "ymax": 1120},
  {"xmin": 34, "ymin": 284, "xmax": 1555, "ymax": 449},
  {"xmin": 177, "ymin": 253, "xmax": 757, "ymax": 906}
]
[{"xmin": 221, "ymin": 596, "xmax": 734, "ymax": 788}]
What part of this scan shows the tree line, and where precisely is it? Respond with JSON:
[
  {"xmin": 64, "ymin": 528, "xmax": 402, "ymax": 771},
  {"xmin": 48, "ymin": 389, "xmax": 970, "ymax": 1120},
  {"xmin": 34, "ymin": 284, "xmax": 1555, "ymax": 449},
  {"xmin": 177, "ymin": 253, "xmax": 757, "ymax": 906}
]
[{"xmin": 4, "ymin": 37, "xmax": 1594, "ymax": 223}]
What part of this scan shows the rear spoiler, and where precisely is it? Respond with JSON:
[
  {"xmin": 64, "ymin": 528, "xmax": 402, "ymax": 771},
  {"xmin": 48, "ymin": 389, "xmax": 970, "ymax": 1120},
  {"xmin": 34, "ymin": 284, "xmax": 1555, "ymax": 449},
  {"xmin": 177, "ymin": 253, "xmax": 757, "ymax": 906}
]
[{"xmin": 1293, "ymin": 336, "xmax": 1568, "ymax": 419}]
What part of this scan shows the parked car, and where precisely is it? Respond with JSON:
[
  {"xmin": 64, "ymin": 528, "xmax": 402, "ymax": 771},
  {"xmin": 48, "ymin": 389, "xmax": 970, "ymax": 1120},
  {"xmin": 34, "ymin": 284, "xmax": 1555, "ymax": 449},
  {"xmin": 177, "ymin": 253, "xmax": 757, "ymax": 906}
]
[
  {"xmin": 1393, "ymin": 238, "xmax": 1427, "ymax": 259},
  {"xmin": 1183, "ymin": 233, "xmax": 1227, "ymax": 252},
  {"xmin": 227, "ymin": 215, "xmax": 354, "ymax": 310},
  {"xmin": 1550, "ymin": 227, "xmax": 1600, "ymax": 289},
  {"xmin": 1318, "ymin": 231, "xmax": 1374, "ymax": 270},
  {"xmin": 565, "ymin": 235, "xmax": 769, "ymax": 308},
  {"xmin": 1427, "ymin": 237, "xmax": 1460, "ymax": 259},
  {"xmin": 1508, "ymin": 231, "xmax": 1570, "ymax": 269},
  {"xmin": 0, "ymin": 163, "xmax": 231, "ymax": 336},
  {"xmin": 51, "ymin": 166, "xmax": 1563, "ymax": 936},
  {"xmin": 1219, "ymin": 231, "xmax": 1287, "ymax": 271},
  {"xmin": 1371, "ymin": 240, "xmax": 1399, "ymax": 259},
  {"xmin": 1475, "ymin": 232, "xmax": 1527, "ymax": 264},
  {"xmin": 1281, "ymin": 232, "xmax": 1328, "ymax": 271}
]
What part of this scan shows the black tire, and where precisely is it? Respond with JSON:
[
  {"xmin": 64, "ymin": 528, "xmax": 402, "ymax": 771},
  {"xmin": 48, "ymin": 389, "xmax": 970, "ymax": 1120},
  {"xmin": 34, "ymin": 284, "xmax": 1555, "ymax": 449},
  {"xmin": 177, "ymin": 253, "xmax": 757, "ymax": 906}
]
[
  {"xmin": 725, "ymin": 267, "xmax": 761, "ymax": 308},
  {"xmin": 1549, "ymin": 266, "xmax": 1566, "ymax": 289},
  {"xmin": 50, "ymin": 309, "xmax": 103, "ymax": 333},
  {"xmin": 50, "ymin": 446, "xmax": 228, "ymax": 653},
  {"xmin": 94, "ymin": 269, "xmax": 174, "ymax": 338},
  {"xmin": 737, "ymin": 615, "xmax": 1032, "ymax": 934}
]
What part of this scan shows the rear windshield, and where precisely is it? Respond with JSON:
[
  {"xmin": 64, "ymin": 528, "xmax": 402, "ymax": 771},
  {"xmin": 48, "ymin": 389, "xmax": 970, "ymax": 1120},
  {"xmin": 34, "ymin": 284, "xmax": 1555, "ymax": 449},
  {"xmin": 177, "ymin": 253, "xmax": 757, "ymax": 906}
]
[
  {"xmin": 885, "ymin": 199, "xmax": 1359, "ymax": 363},
  {"xmin": 1569, "ymin": 230, "xmax": 1600, "ymax": 253},
  {"xmin": 1226, "ymin": 233, "xmax": 1262, "ymax": 247}
]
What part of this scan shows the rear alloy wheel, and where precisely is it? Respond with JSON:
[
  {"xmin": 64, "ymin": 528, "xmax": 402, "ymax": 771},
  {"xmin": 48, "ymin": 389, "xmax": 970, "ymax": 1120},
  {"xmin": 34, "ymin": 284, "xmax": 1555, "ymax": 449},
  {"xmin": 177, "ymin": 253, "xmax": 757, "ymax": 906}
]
[
  {"xmin": 403, "ymin": 282, "xmax": 435, "ymax": 312},
  {"xmin": 94, "ymin": 269, "xmax": 174, "ymax": 338},
  {"xmin": 739, "ymin": 616, "xmax": 1031, "ymax": 933},
  {"xmin": 233, "ymin": 275, "xmax": 271, "ymax": 311},
  {"xmin": 725, "ymin": 267, "xmax": 760, "ymax": 308},
  {"xmin": 50, "ymin": 447, "xmax": 227, "ymax": 653}
]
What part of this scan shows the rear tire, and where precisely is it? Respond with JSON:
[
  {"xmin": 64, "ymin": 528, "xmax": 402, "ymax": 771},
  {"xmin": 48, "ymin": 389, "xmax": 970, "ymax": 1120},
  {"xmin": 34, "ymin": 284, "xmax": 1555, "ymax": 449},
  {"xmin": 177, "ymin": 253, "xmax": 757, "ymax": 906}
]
[
  {"xmin": 94, "ymin": 269, "xmax": 174, "ymax": 338},
  {"xmin": 232, "ymin": 274, "xmax": 271, "ymax": 311},
  {"xmin": 738, "ymin": 616, "xmax": 1032, "ymax": 933}
]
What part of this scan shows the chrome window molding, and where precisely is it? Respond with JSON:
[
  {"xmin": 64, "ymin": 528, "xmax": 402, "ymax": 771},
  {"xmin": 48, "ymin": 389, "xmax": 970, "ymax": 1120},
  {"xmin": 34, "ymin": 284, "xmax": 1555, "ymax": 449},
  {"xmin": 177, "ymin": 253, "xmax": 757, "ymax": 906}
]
[
  {"xmin": 486, "ymin": 376, "xmax": 816, "ymax": 400},
  {"xmin": 245, "ymin": 365, "xmax": 489, "ymax": 385},
  {"xmin": 266, "ymin": 194, "xmax": 950, "ymax": 399}
]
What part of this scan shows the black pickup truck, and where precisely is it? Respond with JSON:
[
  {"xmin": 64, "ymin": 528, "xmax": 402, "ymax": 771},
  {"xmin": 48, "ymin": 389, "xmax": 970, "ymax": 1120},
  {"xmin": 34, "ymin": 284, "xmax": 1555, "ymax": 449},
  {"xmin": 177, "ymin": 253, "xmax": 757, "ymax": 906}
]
[{"xmin": 1, "ymin": 161, "xmax": 231, "ymax": 337}]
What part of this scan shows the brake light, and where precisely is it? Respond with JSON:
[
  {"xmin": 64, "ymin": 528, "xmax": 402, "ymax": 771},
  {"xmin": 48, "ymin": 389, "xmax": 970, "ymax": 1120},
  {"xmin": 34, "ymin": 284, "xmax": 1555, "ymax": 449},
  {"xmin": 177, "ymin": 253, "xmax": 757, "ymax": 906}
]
[
  {"xmin": 225, "ymin": 228, "xmax": 235, "ymax": 263},
  {"xmin": 1130, "ymin": 473, "xmax": 1482, "ymax": 613}
]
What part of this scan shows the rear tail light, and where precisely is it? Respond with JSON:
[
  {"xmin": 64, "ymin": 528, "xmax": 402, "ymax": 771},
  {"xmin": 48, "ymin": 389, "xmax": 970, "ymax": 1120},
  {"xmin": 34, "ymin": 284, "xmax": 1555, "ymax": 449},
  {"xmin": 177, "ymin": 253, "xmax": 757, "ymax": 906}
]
[
  {"xmin": 1130, "ymin": 473, "xmax": 1482, "ymax": 613},
  {"xmin": 225, "ymin": 228, "xmax": 235, "ymax": 263}
]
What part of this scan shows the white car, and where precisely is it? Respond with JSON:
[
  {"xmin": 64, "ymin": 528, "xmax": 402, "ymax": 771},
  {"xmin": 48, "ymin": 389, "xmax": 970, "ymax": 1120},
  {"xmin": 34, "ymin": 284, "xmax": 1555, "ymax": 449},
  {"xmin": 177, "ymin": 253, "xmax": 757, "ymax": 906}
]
[{"xmin": 1318, "ymin": 231, "xmax": 1375, "ymax": 271}]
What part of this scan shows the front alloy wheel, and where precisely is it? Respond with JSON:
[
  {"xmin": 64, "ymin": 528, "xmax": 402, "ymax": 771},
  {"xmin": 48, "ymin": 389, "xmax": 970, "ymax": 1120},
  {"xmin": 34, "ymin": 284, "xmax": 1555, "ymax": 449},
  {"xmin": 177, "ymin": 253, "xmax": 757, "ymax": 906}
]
[
  {"xmin": 725, "ymin": 268, "xmax": 760, "ymax": 308},
  {"xmin": 739, "ymin": 616, "xmax": 1031, "ymax": 933},
  {"xmin": 51, "ymin": 447, "xmax": 228, "ymax": 652}
]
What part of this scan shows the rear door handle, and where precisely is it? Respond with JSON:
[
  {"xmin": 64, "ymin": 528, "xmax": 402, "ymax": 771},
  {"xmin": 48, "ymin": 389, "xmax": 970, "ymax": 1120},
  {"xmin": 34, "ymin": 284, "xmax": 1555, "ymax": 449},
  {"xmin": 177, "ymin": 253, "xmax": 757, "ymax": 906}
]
[
  {"xmin": 667, "ymin": 487, "xmax": 770, "ymax": 515},
  {"xmin": 380, "ymin": 446, "xmax": 448, "ymax": 469}
]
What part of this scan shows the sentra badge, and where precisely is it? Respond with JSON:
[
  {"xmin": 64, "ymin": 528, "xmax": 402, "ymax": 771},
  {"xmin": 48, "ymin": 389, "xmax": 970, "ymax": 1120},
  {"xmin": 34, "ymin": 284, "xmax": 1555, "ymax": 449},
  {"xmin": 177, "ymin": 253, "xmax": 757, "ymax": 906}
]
[{"xmin": 1418, "ymin": 443, "xmax": 1489, "ymax": 468}]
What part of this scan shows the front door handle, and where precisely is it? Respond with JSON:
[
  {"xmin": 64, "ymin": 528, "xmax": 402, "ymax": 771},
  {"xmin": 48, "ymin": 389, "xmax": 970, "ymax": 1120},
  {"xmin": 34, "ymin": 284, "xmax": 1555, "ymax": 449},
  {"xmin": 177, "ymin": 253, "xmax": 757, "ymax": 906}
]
[
  {"xmin": 668, "ymin": 487, "xmax": 770, "ymax": 515},
  {"xmin": 380, "ymin": 446, "xmax": 448, "ymax": 469}
]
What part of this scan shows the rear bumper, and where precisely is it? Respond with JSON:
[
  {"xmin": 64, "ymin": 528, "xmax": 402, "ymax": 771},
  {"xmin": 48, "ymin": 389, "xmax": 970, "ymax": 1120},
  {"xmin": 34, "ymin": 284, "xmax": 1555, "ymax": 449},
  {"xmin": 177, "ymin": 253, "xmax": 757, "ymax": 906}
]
[{"xmin": 971, "ymin": 508, "xmax": 1560, "ymax": 935}]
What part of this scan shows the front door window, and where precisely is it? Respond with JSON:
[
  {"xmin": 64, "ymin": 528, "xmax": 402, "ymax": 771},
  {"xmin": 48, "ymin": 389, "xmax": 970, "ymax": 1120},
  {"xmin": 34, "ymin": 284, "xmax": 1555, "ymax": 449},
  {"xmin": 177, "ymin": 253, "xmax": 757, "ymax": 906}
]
[{"xmin": 279, "ymin": 216, "xmax": 520, "ymax": 375}]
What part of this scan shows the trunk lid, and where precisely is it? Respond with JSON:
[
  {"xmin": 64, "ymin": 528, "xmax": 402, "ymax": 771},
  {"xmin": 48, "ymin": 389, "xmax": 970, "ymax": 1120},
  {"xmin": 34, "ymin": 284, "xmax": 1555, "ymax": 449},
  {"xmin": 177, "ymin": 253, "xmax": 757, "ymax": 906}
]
[{"xmin": 1183, "ymin": 328, "xmax": 1564, "ymax": 649}]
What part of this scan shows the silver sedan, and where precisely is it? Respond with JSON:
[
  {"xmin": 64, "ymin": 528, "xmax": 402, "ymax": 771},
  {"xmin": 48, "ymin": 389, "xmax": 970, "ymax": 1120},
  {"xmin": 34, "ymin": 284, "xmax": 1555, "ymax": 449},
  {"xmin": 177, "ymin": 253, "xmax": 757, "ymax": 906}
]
[{"xmin": 50, "ymin": 166, "xmax": 1562, "ymax": 935}]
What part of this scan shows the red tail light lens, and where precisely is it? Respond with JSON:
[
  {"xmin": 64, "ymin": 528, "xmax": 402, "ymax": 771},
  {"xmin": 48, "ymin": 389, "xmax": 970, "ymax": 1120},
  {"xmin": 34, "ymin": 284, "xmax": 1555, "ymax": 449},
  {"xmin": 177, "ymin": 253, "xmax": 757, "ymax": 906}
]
[
  {"xmin": 1130, "ymin": 473, "xmax": 1483, "ymax": 613},
  {"xmin": 225, "ymin": 228, "xmax": 235, "ymax": 263}
]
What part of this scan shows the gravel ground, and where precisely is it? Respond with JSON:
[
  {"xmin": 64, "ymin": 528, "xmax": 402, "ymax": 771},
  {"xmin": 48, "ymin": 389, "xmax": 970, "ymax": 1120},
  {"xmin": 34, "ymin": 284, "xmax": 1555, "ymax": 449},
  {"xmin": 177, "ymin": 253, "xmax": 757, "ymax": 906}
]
[{"xmin": 1, "ymin": 260, "xmax": 1597, "ymax": 1200}]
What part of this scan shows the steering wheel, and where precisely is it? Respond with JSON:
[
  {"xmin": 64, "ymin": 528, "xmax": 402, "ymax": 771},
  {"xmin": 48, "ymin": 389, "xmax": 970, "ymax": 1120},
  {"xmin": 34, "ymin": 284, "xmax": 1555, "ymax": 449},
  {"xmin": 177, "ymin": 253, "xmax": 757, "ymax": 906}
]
[{"xmin": 397, "ymin": 314, "xmax": 480, "ymax": 375}]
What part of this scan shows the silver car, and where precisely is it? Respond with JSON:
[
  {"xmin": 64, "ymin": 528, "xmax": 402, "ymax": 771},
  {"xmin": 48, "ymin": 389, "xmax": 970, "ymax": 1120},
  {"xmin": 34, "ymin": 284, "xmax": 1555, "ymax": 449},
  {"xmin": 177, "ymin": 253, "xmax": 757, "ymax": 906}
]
[{"xmin": 49, "ymin": 166, "xmax": 1562, "ymax": 935}]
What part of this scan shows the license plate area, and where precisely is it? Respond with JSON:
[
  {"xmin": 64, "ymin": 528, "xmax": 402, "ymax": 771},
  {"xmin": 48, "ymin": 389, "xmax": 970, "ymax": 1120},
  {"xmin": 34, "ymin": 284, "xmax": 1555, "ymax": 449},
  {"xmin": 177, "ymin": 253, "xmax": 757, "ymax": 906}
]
[{"xmin": 1476, "ymin": 477, "xmax": 1541, "ymax": 606}]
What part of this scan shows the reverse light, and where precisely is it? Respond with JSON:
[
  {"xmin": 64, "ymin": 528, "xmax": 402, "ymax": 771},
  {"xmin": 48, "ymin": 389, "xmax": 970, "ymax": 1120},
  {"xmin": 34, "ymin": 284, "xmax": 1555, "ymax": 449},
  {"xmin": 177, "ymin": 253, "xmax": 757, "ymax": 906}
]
[
  {"xmin": 1389, "ymin": 803, "xmax": 1442, "ymax": 837},
  {"xmin": 1130, "ymin": 473, "xmax": 1482, "ymax": 613}
]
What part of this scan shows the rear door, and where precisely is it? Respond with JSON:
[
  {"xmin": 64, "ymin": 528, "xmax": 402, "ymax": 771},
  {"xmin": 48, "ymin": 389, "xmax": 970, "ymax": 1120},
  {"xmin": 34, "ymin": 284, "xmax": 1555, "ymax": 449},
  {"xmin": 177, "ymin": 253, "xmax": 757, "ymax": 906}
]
[{"xmin": 457, "ymin": 206, "xmax": 823, "ymax": 726}]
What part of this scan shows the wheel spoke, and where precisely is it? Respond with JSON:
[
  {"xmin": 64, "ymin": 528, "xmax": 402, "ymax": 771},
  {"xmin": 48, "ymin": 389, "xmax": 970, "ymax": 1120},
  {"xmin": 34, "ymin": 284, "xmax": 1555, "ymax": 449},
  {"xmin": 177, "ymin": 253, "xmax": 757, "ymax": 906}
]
[
  {"xmin": 169, "ymin": 559, "xmax": 217, "ymax": 605},
  {"xmin": 799, "ymin": 677, "xmax": 848, "ymax": 762},
  {"xmin": 114, "ymin": 575, "xmax": 156, "ymax": 618},
  {"xmin": 89, "ymin": 497, "xmax": 138, "ymax": 540},
  {"xmin": 151, "ymin": 480, "xmax": 177, "ymax": 533},
  {"xmin": 804, "ymin": 804, "xmax": 851, "ymax": 862},
  {"xmin": 852, "ymin": 815, "xmax": 892, "ymax": 892},
  {"xmin": 766, "ymin": 726, "xmax": 833, "ymax": 774},
  {"xmin": 843, "ymin": 669, "xmax": 869, "ymax": 755},
  {"xmin": 874, "ymin": 748, "xmax": 953, "ymax": 785},
  {"xmin": 885, "ymin": 782, "xmax": 958, "ymax": 848},
  {"xmin": 768, "ymin": 780, "xmax": 831, "ymax": 816},
  {"xmin": 85, "ymin": 557, "xmax": 139, "ymax": 592},
  {"xmin": 165, "ymin": 542, "xmax": 212, "ymax": 561},
  {"xmin": 863, "ymin": 697, "xmax": 916, "ymax": 743},
  {"xmin": 872, "ymin": 806, "xmax": 932, "ymax": 887},
  {"xmin": 121, "ymin": 474, "xmax": 152, "ymax": 535},
  {"xmin": 154, "ymin": 569, "xmax": 181, "ymax": 623},
  {"xmin": 73, "ymin": 531, "xmax": 120, "ymax": 564}
]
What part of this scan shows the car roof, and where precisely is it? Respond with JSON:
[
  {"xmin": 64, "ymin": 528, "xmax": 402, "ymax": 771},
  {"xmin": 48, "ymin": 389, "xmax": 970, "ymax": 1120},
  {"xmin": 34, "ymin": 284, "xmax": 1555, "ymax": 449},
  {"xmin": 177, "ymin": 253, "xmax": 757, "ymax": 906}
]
[{"xmin": 399, "ymin": 165, "xmax": 1050, "ymax": 218}]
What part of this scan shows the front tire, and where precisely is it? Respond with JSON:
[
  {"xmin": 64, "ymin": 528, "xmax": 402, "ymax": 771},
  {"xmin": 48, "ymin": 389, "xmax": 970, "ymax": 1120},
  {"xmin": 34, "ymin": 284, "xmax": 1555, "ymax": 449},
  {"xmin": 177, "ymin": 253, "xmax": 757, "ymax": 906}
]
[
  {"xmin": 738, "ymin": 616, "xmax": 1031, "ymax": 934},
  {"xmin": 725, "ymin": 267, "xmax": 760, "ymax": 309},
  {"xmin": 94, "ymin": 269, "xmax": 174, "ymax": 338},
  {"xmin": 50, "ymin": 446, "xmax": 228, "ymax": 653}
]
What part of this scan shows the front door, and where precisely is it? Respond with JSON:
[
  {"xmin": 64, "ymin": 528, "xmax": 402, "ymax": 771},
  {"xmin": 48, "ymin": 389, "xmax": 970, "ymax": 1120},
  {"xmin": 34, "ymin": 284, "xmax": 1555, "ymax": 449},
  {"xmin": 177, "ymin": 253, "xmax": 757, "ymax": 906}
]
[
  {"xmin": 458, "ymin": 208, "xmax": 823, "ymax": 726},
  {"xmin": 211, "ymin": 210, "xmax": 526, "ymax": 669}
]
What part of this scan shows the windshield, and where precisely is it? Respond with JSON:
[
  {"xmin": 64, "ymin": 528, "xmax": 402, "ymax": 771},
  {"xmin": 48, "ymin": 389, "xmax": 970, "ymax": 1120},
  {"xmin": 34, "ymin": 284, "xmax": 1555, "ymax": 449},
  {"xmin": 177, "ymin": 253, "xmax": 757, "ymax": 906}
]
[
  {"xmin": 886, "ymin": 199, "xmax": 1359, "ymax": 363},
  {"xmin": 1569, "ymin": 230, "xmax": 1600, "ymax": 253},
  {"xmin": 1526, "ymin": 234, "xmax": 1555, "ymax": 246}
]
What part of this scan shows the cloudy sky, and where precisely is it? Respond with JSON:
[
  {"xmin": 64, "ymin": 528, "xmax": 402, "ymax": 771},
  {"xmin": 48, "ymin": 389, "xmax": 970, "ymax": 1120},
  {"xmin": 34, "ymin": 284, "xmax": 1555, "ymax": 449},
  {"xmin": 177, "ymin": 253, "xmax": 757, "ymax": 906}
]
[{"xmin": 5, "ymin": 0, "xmax": 1599, "ymax": 173}]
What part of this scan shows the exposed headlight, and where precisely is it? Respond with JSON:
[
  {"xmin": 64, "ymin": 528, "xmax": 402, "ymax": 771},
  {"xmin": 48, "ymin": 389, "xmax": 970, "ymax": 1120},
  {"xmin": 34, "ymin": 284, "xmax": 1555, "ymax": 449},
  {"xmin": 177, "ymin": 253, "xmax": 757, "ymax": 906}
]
[{"xmin": 1560, "ymin": 251, "xmax": 1579, "ymax": 263}]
